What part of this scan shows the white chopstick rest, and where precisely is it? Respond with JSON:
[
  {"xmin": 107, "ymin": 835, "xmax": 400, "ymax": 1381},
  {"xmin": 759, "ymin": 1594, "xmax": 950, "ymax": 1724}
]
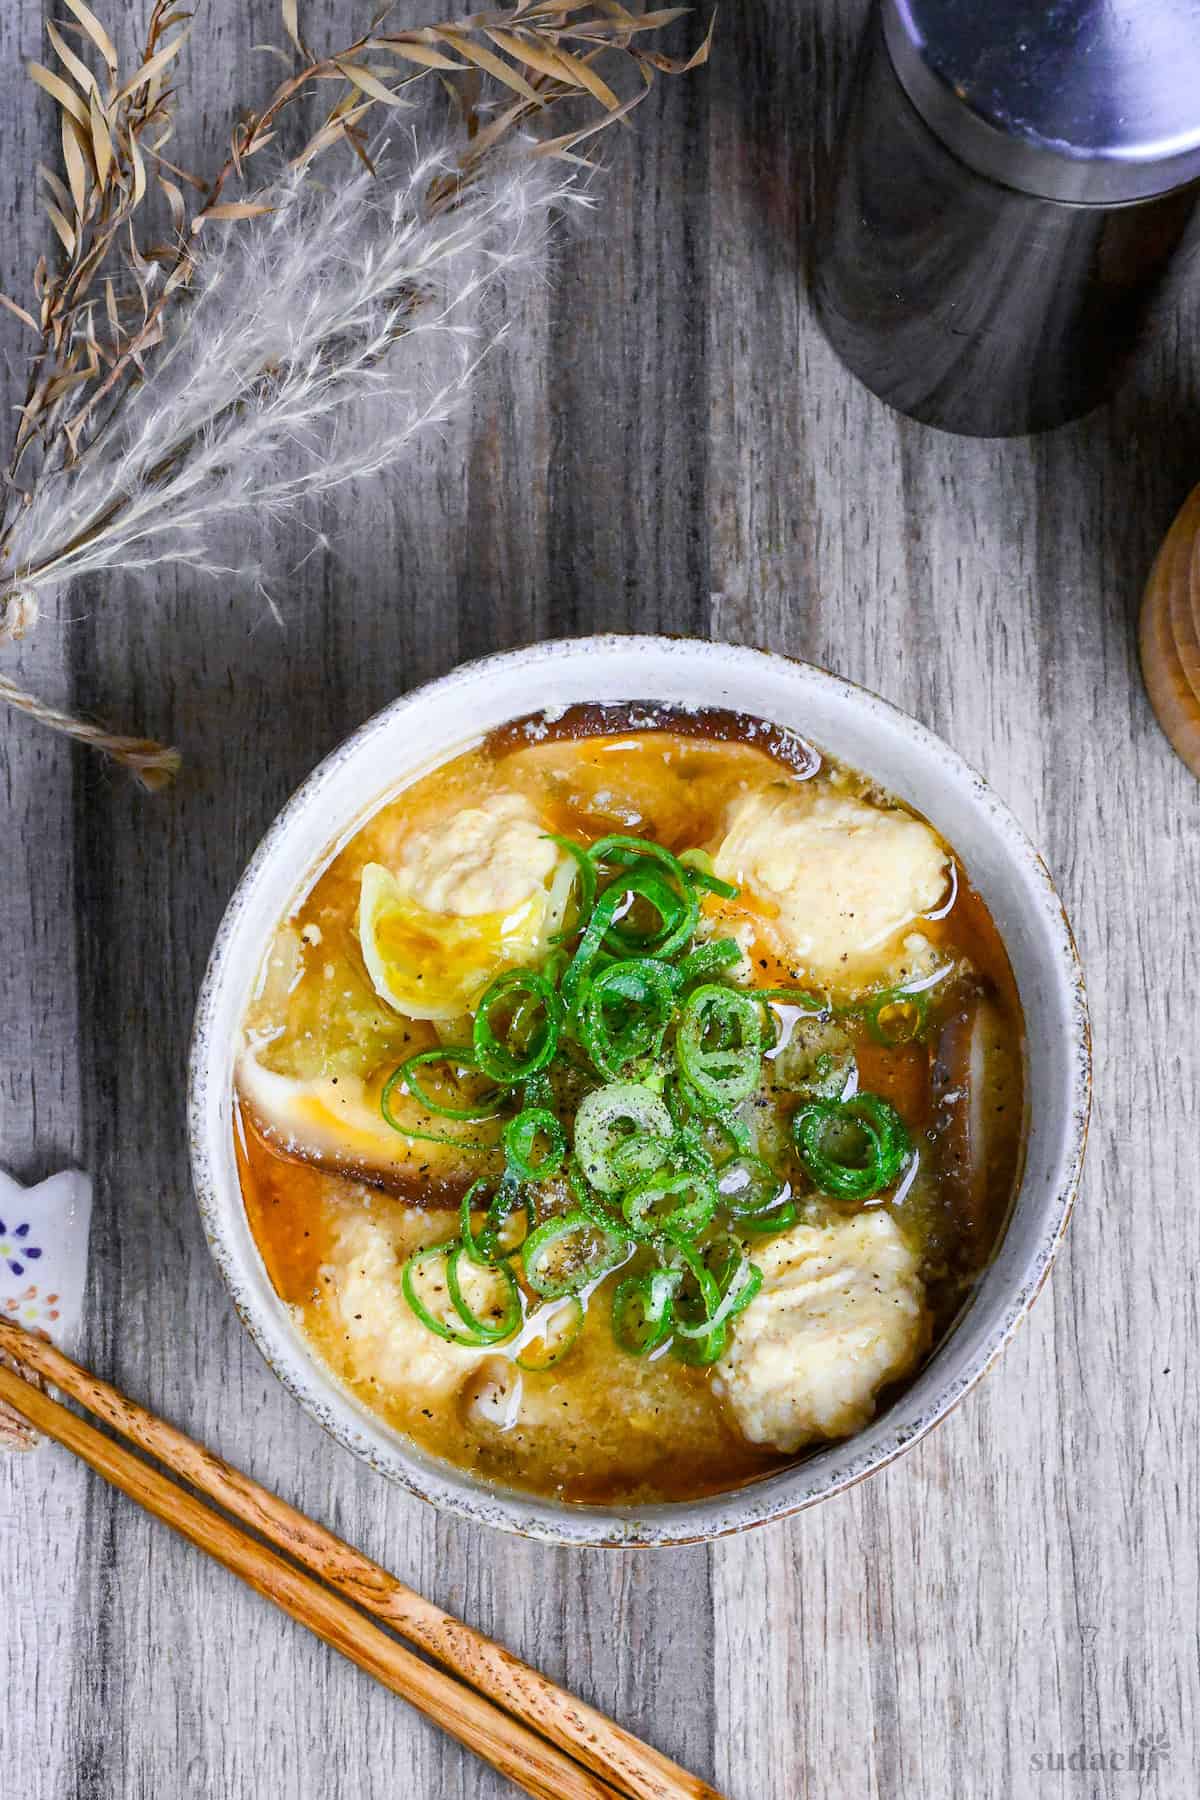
[{"xmin": 0, "ymin": 1167, "xmax": 92, "ymax": 1449}]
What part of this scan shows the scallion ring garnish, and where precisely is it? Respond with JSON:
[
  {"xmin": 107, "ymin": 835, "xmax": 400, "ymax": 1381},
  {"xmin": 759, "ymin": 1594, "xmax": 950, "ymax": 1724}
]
[
  {"xmin": 542, "ymin": 835, "xmax": 597, "ymax": 938},
  {"xmin": 459, "ymin": 1177, "xmax": 531, "ymax": 1265},
  {"xmin": 574, "ymin": 1082, "xmax": 674, "ymax": 1194},
  {"xmin": 569, "ymin": 1172, "xmax": 635, "ymax": 1237},
  {"xmin": 668, "ymin": 1119, "xmax": 718, "ymax": 1176},
  {"xmin": 588, "ymin": 834, "xmax": 690, "ymax": 881},
  {"xmin": 576, "ymin": 956, "xmax": 677, "ymax": 1078},
  {"xmin": 675, "ymin": 982, "xmax": 764, "ymax": 1108},
  {"xmin": 611, "ymin": 1268, "xmax": 680, "ymax": 1356},
  {"xmin": 737, "ymin": 1196, "xmax": 799, "ymax": 1235},
  {"xmin": 473, "ymin": 969, "xmax": 562, "ymax": 1083},
  {"xmin": 621, "ymin": 1169, "xmax": 719, "ymax": 1243},
  {"xmin": 716, "ymin": 1153, "xmax": 786, "ymax": 1218},
  {"xmin": 400, "ymin": 1242, "xmax": 516, "ymax": 1347},
  {"xmin": 753, "ymin": 986, "xmax": 831, "ymax": 1014},
  {"xmin": 559, "ymin": 886, "xmax": 618, "ymax": 1010},
  {"xmin": 377, "ymin": 819, "xmax": 934, "ymax": 1370},
  {"xmin": 596, "ymin": 864, "xmax": 695, "ymax": 958},
  {"xmin": 609, "ymin": 1130, "xmax": 678, "ymax": 1188},
  {"xmin": 444, "ymin": 1241, "xmax": 522, "ymax": 1342},
  {"xmin": 662, "ymin": 1239, "xmax": 727, "ymax": 1365},
  {"xmin": 674, "ymin": 938, "xmax": 744, "ymax": 986},
  {"xmin": 502, "ymin": 1107, "xmax": 567, "ymax": 1183},
  {"xmin": 521, "ymin": 1069, "xmax": 554, "ymax": 1111},
  {"xmin": 677, "ymin": 846, "xmax": 740, "ymax": 900},
  {"xmin": 384, "ymin": 1046, "xmax": 505, "ymax": 1124},
  {"xmin": 584, "ymin": 841, "xmax": 701, "ymax": 960},
  {"xmin": 792, "ymin": 1092, "xmax": 911, "ymax": 1200},
  {"xmin": 516, "ymin": 1297, "xmax": 585, "ymax": 1371},
  {"xmin": 521, "ymin": 1209, "xmax": 632, "ymax": 1299},
  {"xmin": 703, "ymin": 1107, "xmax": 753, "ymax": 1155},
  {"xmin": 673, "ymin": 1241, "xmax": 762, "ymax": 1340},
  {"xmin": 864, "ymin": 987, "xmax": 929, "ymax": 1046}
]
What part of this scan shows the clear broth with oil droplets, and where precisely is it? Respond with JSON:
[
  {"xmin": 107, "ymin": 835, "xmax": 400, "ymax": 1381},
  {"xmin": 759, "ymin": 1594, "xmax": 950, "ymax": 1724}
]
[{"xmin": 236, "ymin": 706, "xmax": 1026, "ymax": 1506}]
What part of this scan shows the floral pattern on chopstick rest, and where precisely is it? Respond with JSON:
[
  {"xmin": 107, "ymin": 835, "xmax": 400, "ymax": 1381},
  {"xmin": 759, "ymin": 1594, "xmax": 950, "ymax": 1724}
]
[{"xmin": 0, "ymin": 1168, "xmax": 92, "ymax": 1451}]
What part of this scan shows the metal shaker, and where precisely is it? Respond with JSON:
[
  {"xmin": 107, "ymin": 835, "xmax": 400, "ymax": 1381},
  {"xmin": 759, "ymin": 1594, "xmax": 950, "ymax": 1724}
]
[{"xmin": 811, "ymin": 0, "xmax": 1200, "ymax": 437}]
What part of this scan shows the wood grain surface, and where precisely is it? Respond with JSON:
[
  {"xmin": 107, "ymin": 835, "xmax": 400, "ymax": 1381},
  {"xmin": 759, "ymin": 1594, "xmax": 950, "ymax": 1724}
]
[{"xmin": 2, "ymin": 3, "xmax": 1199, "ymax": 1797}]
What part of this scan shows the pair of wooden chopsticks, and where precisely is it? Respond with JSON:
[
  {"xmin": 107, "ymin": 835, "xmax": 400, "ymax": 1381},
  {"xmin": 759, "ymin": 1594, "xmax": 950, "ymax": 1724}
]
[{"xmin": 0, "ymin": 1319, "xmax": 724, "ymax": 1800}]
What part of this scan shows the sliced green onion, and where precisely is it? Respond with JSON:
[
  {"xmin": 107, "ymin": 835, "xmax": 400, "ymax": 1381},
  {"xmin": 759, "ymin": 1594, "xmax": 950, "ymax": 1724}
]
[
  {"xmin": 473, "ymin": 969, "xmax": 562, "ymax": 1083},
  {"xmin": 864, "ymin": 987, "xmax": 930, "ymax": 1046},
  {"xmin": 703, "ymin": 1107, "xmax": 753, "ymax": 1155},
  {"xmin": 567, "ymin": 1164, "xmax": 634, "ymax": 1235},
  {"xmin": 547, "ymin": 834, "xmax": 598, "ymax": 904},
  {"xmin": 521, "ymin": 1209, "xmax": 632, "ymax": 1299},
  {"xmin": 573, "ymin": 1082, "xmax": 673, "ymax": 1194},
  {"xmin": 717, "ymin": 1154, "xmax": 786, "ymax": 1218},
  {"xmin": 516, "ymin": 1297, "xmax": 584, "ymax": 1370},
  {"xmin": 378, "ymin": 1083, "xmax": 497, "ymax": 1155},
  {"xmin": 674, "ymin": 938, "xmax": 743, "ymax": 986},
  {"xmin": 577, "ymin": 956, "xmax": 677, "ymax": 1078},
  {"xmin": 674, "ymin": 1240, "xmax": 762, "ymax": 1339},
  {"xmin": 678, "ymin": 846, "xmax": 740, "ymax": 900},
  {"xmin": 559, "ymin": 888, "xmax": 618, "ymax": 1010},
  {"xmin": 673, "ymin": 1327, "xmax": 727, "ymax": 1365},
  {"xmin": 390, "ymin": 822, "xmax": 903, "ymax": 1366},
  {"xmin": 661, "ymin": 1118, "xmax": 718, "ymax": 1180},
  {"xmin": 542, "ymin": 835, "xmax": 597, "ymax": 937},
  {"xmin": 792, "ymin": 1092, "xmax": 911, "ymax": 1200},
  {"xmin": 610, "ymin": 1130, "xmax": 677, "ymax": 1188},
  {"xmin": 584, "ymin": 837, "xmax": 701, "ymax": 959},
  {"xmin": 611, "ymin": 1268, "xmax": 680, "ymax": 1355},
  {"xmin": 621, "ymin": 1169, "xmax": 719, "ymax": 1242},
  {"xmin": 521, "ymin": 1069, "xmax": 554, "ymax": 1111},
  {"xmin": 559, "ymin": 858, "xmax": 694, "ymax": 1005},
  {"xmin": 589, "ymin": 834, "xmax": 689, "ymax": 881},
  {"xmin": 664, "ymin": 1239, "xmax": 727, "ymax": 1365},
  {"xmin": 384, "ymin": 1046, "xmax": 504, "ymax": 1124},
  {"xmin": 687, "ymin": 871, "xmax": 740, "ymax": 901},
  {"xmin": 502, "ymin": 1108, "xmax": 567, "ymax": 1182},
  {"xmin": 601, "ymin": 863, "xmax": 699, "ymax": 960},
  {"xmin": 737, "ymin": 1197, "xmax": 798, "ymax": 1235},
  {"xmin": 460, "ymin": 1180, "xmax": 494, "ymax": 1264},
  {"xmin": 459, "ymin": 1177, "xmax": 531, "ymax": 1264},
  {"xmin": 675, "ymin": 983, "xmax": 764, "ymax": 1108},
  {"xmin": 401, "ymin": 1241, "xmax": 516, "ymax": 1346},
  {"xmin": 445, "ymin": 1241, "xmax": 522, "ymax": 1342},
  {"xmin": 704, "ymin": 1233, "xmax": 765, "ymax": 1311}
]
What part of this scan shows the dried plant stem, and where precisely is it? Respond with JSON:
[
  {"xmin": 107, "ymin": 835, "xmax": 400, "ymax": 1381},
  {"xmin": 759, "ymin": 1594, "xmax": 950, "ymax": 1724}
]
[
  {"xmin": 0, "ymin": 1, "xmax": 712, "ymax": 781},
  {"xmin": 0, "ymin": 670, "xmax": 181, "ymax": 788}
]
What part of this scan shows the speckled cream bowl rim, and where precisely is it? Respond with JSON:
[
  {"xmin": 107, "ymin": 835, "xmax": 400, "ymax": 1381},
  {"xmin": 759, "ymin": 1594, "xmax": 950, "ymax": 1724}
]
[{"xmin": 188, "ymin": 636, "xmax": 1090, "ymax": 1548}]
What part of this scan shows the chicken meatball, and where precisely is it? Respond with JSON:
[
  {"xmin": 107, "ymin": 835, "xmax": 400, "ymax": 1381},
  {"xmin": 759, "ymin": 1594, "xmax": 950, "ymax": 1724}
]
[{"xmin": 716, "ymin": 1211, "xmax": 930, "ymax": 1453}]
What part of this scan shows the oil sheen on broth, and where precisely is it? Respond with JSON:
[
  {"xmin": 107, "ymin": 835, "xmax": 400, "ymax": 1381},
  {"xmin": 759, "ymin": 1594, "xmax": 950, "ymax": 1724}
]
[{"xmin": 236, "ymin": 706, "xmax": 1026, "ymax": 1506}]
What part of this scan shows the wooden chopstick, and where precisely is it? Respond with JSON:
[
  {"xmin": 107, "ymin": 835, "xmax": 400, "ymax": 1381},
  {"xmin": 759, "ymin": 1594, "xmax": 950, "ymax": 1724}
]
[
  {"xmin": 0, "ymin": 1357, "xmax": 617, "ymax": 1800},
  {"xmin": 0, "ymin": 1321, "xmax": 725, "ymax": 1800}
]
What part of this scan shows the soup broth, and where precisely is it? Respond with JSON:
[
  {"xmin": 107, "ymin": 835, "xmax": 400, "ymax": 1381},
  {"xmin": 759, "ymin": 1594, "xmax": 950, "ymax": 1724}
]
[{"xmin": 237, "ymin": 706, "xmax": 1026, "ymax": 1505}]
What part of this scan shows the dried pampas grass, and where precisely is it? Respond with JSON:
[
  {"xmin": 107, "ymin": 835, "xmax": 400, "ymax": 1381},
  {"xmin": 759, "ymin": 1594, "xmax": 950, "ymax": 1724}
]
[
  {"xmin": 7, "ymin": 143, "xmax": 583, "ymax": 606},
  {"xmin": 0, "ymin": 1, "xmax": 712, "ymax": 781}
]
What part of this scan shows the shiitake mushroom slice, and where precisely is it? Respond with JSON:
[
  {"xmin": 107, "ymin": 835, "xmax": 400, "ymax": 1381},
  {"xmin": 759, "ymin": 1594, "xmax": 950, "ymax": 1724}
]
[{"xmin": 930, "ymin": 987, "xmax": 1024, "ymax": 1265}]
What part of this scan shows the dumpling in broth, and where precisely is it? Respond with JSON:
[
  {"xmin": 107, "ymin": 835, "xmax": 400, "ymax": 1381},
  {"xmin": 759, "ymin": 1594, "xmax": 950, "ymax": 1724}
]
[{"xmin": 713, "ymin": 784, "xmax": 949, "ymax": 990}]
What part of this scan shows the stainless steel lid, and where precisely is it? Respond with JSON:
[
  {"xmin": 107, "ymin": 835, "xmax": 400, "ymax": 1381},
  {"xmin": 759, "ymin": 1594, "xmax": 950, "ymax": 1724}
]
[{"xmin": 883, "ymin": 0, "xmax": 1200, "ymax": 204}]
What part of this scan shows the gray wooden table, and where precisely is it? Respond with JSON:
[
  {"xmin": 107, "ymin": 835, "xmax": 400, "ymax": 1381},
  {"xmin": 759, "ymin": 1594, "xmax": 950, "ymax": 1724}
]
[{"xmin": 3, "ymin": 2, "xmax": 1199, "ymax": 1796}]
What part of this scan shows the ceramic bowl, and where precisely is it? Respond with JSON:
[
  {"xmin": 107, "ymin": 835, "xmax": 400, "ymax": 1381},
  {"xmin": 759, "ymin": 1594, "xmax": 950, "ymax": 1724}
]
[{"xmin": 188, "ymin": 636, "xmax": 1090, "ymax": 1546}]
